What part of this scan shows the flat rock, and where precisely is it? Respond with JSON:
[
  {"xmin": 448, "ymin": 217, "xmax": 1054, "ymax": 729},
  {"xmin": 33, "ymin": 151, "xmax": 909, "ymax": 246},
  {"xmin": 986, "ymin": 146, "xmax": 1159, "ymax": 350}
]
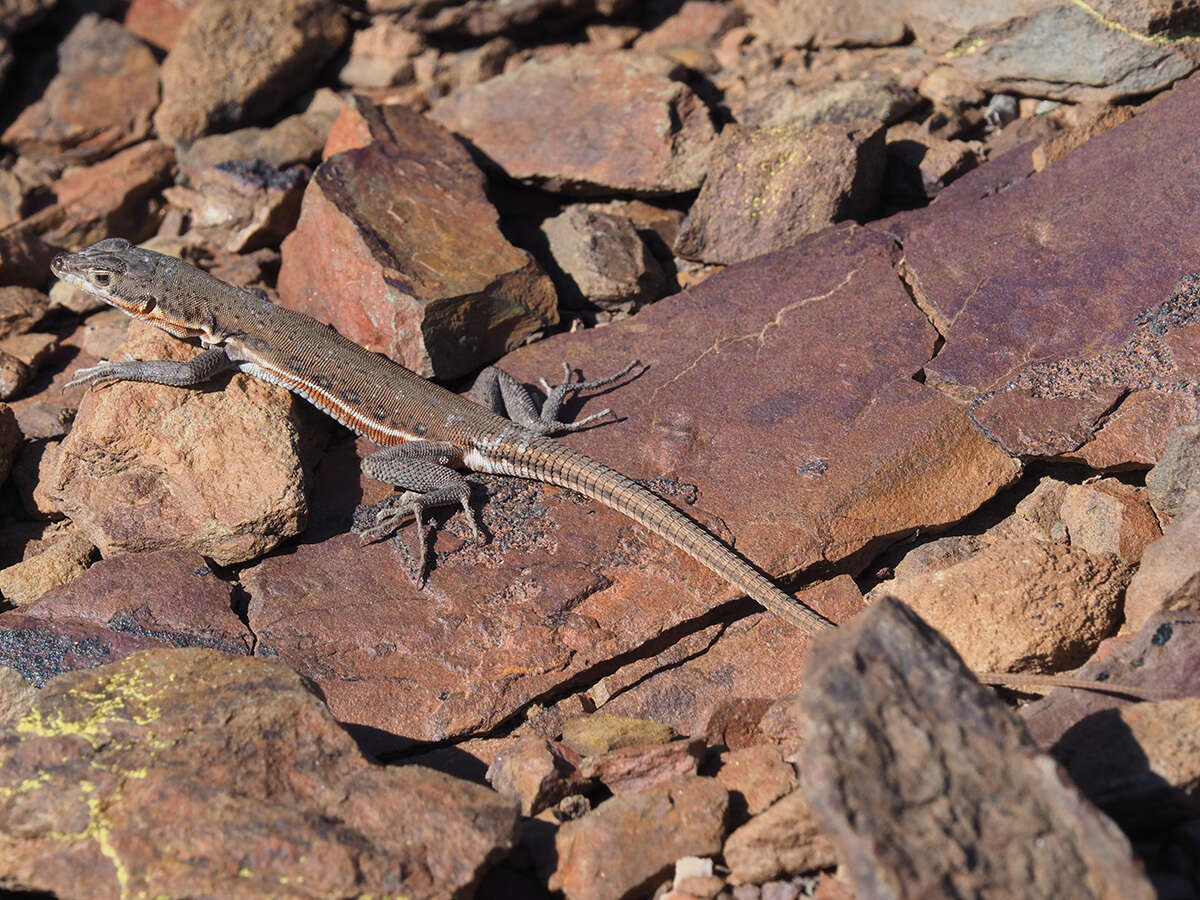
[
  {"xmin": 633, "ymin": 1, "xmax": 745, "ymax": 52},
  {"xmin": 123, "ymin": 0, "xmax": 203, "ymax": 50},
  {"xmin": 715, "ymin": 743, "xmax": 800, "ymax": 820},
  {"xmin": 338, "ymin": 18, "xmax": 424, "ymax": 88},
  {"xmin": 551, "ymin": 776, "xmax": 728, "ymax": 900},
  {"xmin": 50, "ymin": 322, "xmax": 320, "ymax": 566},
  {"xmin": 0, "ymin": 612, "xmax": 167, "ymax": 686},
  {"xmin": 177, "ymin": 115, "xmax": 328, "ymax": 184},
  {"xmin": 393, "ymin": 0, "xmax": 631, "ymax": 39},
  {"xmin": 904, "ymin": 74, "xmax": 1200, "ymax": 466},
  {"xmin": 1123, "ymin": 500, "xmax": 1200, "ymax": 634},
  {"xmin": 0, "ymin": 531, "xmax": 95, "ymax": 606},
  {"xmin": 249, "ymin": 225, "xmax": 1017, "ymax": 744},
  {"xmin": 799, "ymin": 596, "xmax": 1154, "ymax": 899},
  {"xmin": 278, "ymin": 100, "xmax": 557, "ymax": 378},
  {"xmin": 430, "ymin": 50, "xmax": 717, "ymax": 195},
  {"xmin": 675, "ymin": 119, "xmax": 885, "ymax": 264},
  {"xmin": 153, "ymin": 0, "xmax": 349, "ymax": 142},
  {"xmin": 26, "ymin": 549, "xmax": 251, "ymax": 656},
  {"xmin": 1059, "ymin": 478, "xmax": 1160, "ymax": 563},
  {"xmin": 733, "ymin": 77, "xmax": 920, "ymax": 131},
  {"xmin": 0, "ymin": 286, "xmax": 48, "ymax": 339},
  {"xmin": 1, "ymin": 14, "xmax": 159, "ymax": 163},
  {"xmin": 561, "ymin": 711, "xmax": 677, "ymax": 757},
  {"xmin": 1146, "ymin": 422, "xmax": 1200, "ymax": 519},
  {"xmin": 0, "ymin": 648, "xmax": 519, "ymax": 899},
  {"xmin": 724, "ymin": 788, "xmax": 837, "ymax": 885},
  {"xmin": 576, "ymin": 738, "xmax": 704, "ymax": 794},
  {"xmin": 742, "ymin": 0, "xmax": 908, "ymax": 48}
]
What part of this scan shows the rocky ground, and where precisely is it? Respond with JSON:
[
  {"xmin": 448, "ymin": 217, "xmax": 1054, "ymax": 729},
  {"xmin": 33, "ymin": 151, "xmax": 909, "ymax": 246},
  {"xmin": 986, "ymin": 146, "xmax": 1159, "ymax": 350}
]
[{"xmin": 1, "ymin": 0, "xmax": 1199, "ymax": 897}]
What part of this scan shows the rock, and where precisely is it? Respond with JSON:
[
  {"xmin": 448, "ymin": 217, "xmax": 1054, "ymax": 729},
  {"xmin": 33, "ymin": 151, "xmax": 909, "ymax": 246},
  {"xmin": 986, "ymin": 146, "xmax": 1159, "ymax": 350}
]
[
  {"xmin": 724, "ymin": 789, "xmax": 837, "ymax": 884},
  {"xmin": 551, "ymin": 776, "xmax": 728, "ymax": 900},
  {"xmin": 577, "ymin": 738, "xmax": 705, "ymax": 794},
  {"xmin": 392, "ymin": 0, "xmax": 631, "ymax": 38},
  {"xmin": 13, "ymin": 402, "xmax": 71, "ymax": 439},
  {"xmin": 561, "ymin": 712, "xmax": 677, "ymax": 756},
  {"xmin": 26, "ymin": 550, "xmax": 252, "ymax": 656},
  {"xmin": 486, "ymin": 736, "xmax": 582, "ymax": 816},
  {"xmin": 50, "ymin": 322, "xmax": 320, "ymax": 566},
  {"xmin": 0, "ymin": 0, "xmax": 57, "ymax": 33},
  {"xmin": 154, "ymin": 0, "xmax": 350, "ymax": 141},
  {"xmin": 675, "ymin": 120, "xmax": 886, "ymax": 265},
  {"xmin": 123, "ymin": 0, "xmax": 203, "ymax": 50},
  {"xmin": 430, "ymin": 50, "xmax": 716, "ymax": 195},
  {"xmin": 0, "ymin": 648, "xmax": 519, "ymax": 898},
  {"xmin": 0, "ymin": 612, "xmax": 168, "ymax": 686},
  {"xmin": 1123, "ymin": 501, "xmax": 1200, "ymax": 633},
  {"xmin": 0, "ymin": 331, "xmax": 57, "ymax": 373},
  {"xmin": 0, "ymin": 532, "xmax": 96, "ymax": 606},
  {"xmin": 870, "ymin": 537, "xmax": 1128, "ymax": 673},
  {"xmin": 0, "ymin": 167, "xmax": 24, "ymax": 229},
  {"xmin": 0, "ymin": 401, "xmax": 21, "ymax": 485},
  {"xmin": 10, "ymin": 438, "xmax": 62, "ymax": 518},
  {"xmin": 800, "ymin": 596, "xmax": 1155, "ymax": 899},
  {"xmin": 38, "ymin": 140, "xmax": 176, "ymax": 248},
  {"xmin": 163, "ymin": 158, "xmax": 307, "ymax": 252},
  {"xmin": 278, "ymin": 101, "xmax": 556, "ymax": 378},
  {"xmin": 1146, "ymin": 423, "xmax": 1200, "ymax": 519},
  {"xmin": 177, "ymin": 114, "xmax": 329, "ymax": 183},
  {"xmin": 715, "ymin": 743, "xmax": 799, "ymax": 819},
  {"xmin": 884, "ymin": 123, "xmax": 982, "ymax": 203},
  {"xmin": 741, "ymin": 0, "xmax": 907, "ymax": 48},
  {"xmin": 633, "ymin": 1, "xmax": 745, "ymax": 52},
  {"xmin": 338, "ymin": 19, "xmax": 424, "ymax": 88},
  {"xmin": 541, "ymin": 205, "xmax": 667, "ymax": 311},
  {"xmin": 1, "ymin": 14, "xmax": 159, "ymax": 164},
  {"xmin": 0, "ymin": 665, "xmax": 35, "ymax": 728},
  {"xmin": 734, "ymin": 78, "xmax": 920, "ymax": 131},
  {"xmin": 48, "ymin": 277, "xmax": 105, "ymax": 315},
  {"xmin": 77, "ymin": 307, "xmax": 133, "ymax": 360},
  {"xmin": 1059, "ymin": 478, "xmax": 1160, "ymax": 563},
  {"xmin": 1053, "ymin": 697, "xmax": 1200, "ymax": 834},
  {"xmin": 0, "ymin": 286, "xmax": 48, "ymax": 339},
  {"xmin": 1032, "ymin": 103, "xmax": 1137, "ymax": 172},
  {"xmin": 0, "ymin": 225, "xmax": 54, "ymax": 288},
  {"xmin": 444, "ymin": 36, "xmax": 517, "ymax": 91},
  {"xmin": 0, "ymin": 348, "xmax": 29, "ymax": 400}
]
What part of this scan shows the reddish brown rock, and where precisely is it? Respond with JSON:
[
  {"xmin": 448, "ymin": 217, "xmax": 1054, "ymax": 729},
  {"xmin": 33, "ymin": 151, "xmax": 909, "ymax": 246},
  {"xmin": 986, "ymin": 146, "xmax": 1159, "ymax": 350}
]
[
  {"xmin": 724, "ymin": 788, "xmax": 837, "ymax": 884},
  {"xmin": 154, "ymin": 0, "xmax": 349, "ymax": 141},
  {"xmin": 742, "ymin": 0, "xmax": 907, "ymax": 48},
  {"xmin": 0, "ymin": 348, "xmax": 28, "ymax": 399},
  {"xmin": 715, "ymin": 743, "xmax": 799, "ymax": 819},
  {"xmin": 633, "ymin": 1, "xmax": 744, "ymax": 51},
  {"xmin": 1123, "ymin": 501, "xmax": 1200, "ymax": 633},
  {"xmin": 177, "ymin": 114, "xmax": 329, "ymax": 184},
  {"xmin": 0, "ymin": 286, "xmax": 48, "ymax": 339},
  {"xmin": 123, "ymin": 0, "xmax": 203, "ymax": 50},
  {"xmin": 338, "ymin": 19, "xmax": 424, "ymax": 88},
  {"xmin": 0, "ymin": 331, "xmax": 56, "ymax": 373},
  {"xmin": 0, "ymin": 224, "xmax": 55, "ymax": 288},
  {"xmin": 393, "ymin": 0, "xmax": 631, "ymax": 38},
  {"xmin": 486, "ymin": 736, "xmax": 582, "ymax": 816},
  {"xmin": 1059, "ymin": 479, "xmax": 1160, "ymax": 563},
  {"xmin": 551, "ymin": 776, "xmax": 728, "ymax": 900},
  {"xmin": 800, "ymin": 596, "xmax": 1155, "ymax": 899},
  {"xmin": 0, "ymin": 648, "xmax": 519, "ymax": 898},
  {"xmin": 885, "ymin": 123, "xmax": 981, "ymax": 203},
  {"xmin": 50, "ymin": 323, "xmax": 320, "ymax": 566},
  {"xmin": 430, "ymin": 50, "xmax": 716, "ymax": 195},
  {"xmin": 1146, "ymin": 422, "xmax": 1200, "ymax": 519},
  {"xmin": 577, "ymin": 738, "xmax": 704, "ymax": 794},
  {"xmin": 733, "ymin": 78, "xmax": 920, "ymax": 132},
  {"xmin": 0, "ymin": 612, "xmax": 167, "ymax": 686},
  {"xmin": 0, "ymin": 532, "xmax": 96, "ymax": 606},
  {"xmin": 676, "ymin": 119, "xmax": 885, "ymax": 264},
  {"xmin": 1, "ymin": 15, "xmax": 159, "ymax": 163},
  {"xmin": 0, "ymin": 665, "xmax": 34, "ymax": 727},
  {"xmin": 279, "ymin": 101, "xmax": 556, "ymax": 378}
]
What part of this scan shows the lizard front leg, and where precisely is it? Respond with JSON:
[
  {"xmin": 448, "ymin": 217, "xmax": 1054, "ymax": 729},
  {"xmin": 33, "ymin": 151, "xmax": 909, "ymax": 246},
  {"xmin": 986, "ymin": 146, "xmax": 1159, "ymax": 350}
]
[
  {"xmin": 468, "ymin": 359, "xmax": 640, "ymax": 435},
  {"xmin": 66, "ymin": 347, "xmax": 234, "ymax": 389},
  {"xmin": 358, "ymin": 440, "xmax": 482, "ymax": 580}
]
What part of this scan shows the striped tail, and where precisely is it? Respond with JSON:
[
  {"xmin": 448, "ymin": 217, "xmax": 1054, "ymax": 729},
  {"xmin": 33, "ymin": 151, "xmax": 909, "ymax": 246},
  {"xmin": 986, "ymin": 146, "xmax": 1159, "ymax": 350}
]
[{"xmin": 491, "ymin": 438, "xmax": 834, "ymax": 634}]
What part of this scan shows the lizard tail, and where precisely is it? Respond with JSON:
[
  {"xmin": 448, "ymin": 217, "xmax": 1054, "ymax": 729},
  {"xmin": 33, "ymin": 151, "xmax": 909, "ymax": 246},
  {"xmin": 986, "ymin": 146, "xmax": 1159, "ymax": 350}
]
[{"xmin": 495, "ymin": 439, "xmax": 834, "ymax": 635}]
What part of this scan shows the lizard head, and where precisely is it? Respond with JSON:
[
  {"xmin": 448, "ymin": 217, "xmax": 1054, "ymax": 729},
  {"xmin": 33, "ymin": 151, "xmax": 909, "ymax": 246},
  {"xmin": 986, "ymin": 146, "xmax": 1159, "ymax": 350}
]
[{"xmin": 51, "ymin": 238, "xmax": 210, "ymax": 340}]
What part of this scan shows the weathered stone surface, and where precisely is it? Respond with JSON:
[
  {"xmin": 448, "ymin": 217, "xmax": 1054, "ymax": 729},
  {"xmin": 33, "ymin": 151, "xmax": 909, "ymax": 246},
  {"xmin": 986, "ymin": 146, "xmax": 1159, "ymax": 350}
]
[
  {"xmin": 338, "ymin": 18, "xmax": 424, "ymax": 88},
  {"xmin": 486, "ymin": 736, "xmax": 582, "ymax": 815},
  {"xmin": 250, "ymin": 226, "xmax": 1017, "ymax": 743},
  {"xmin": 734, "ymin": 77, "xmax": 920, "ymax": 131},
  {"xmin": 1146, "ymin": 422, "xmax": 1200, "ymax": 519},
  {"xmin": 800, "ymin": 596, "xmax": 1154, "ymax": 899},
  {"xmin": 904, "ymin": 74, "xmax": 1200, "ymax": 465},
  {"xmin": 123, "ymin": 0, "xmax": 202, "ymax": 50},
  {"xmin": 26, "ymin": 550, "xmax": 252, "ymax": 656},
  {"xmin": 576, "ymin": 738, "xmax": 704, "ymax": 794},
  {"xmin": 51, "ymin": 323, "xmax": 318, "ymax": 566},
  {"xmin": 0, "ymin": 348, "xmax": 28, "ymax": 399},
  {"xmin": 1124, "ymin": 501, "xmax": 1200, "ymax": 633},
  {"xmin": 541, "ymin": 205, "xmax": 667, "ymax": 311},
  {"xmin": 0, "ymin": 330, "xmax": 56, "ymax": 373},
  {"xmin": 0, "ymin": 665, "xmax": 34, "ymax": 728},
  {"xmin": 885, "ymin": 121, "xmax": 981, "ymax": 203},
  {"xmin": 0, "ymin": 648, "xmax": 519, "ymax": 899},
  {"xmin": 278, "ymin": 100, "xmax": 556, "ymax": 378},
  {"xmin": 154, "ymin": 0, "xmax": 350, "ymax": 141},
  {"xmin": 13, "ymin": 402, "xmax": 71, "ymax": 440},
  {"xmin": 391, "ymin": 0, "xmax": 631, "ymax": 38},
  {"xmin": 676, "ymin": 119, "xmax": 885, "ymax": 265},
  {"xmin": 561, "ymin": 712, "xmax": 677, "ymax": 757},
  {"xmin": 430, "ymin": 50, "xmax": 716, "ymax": 195},
  {"xmin": 1053, "ymin": 697, "xmax": 1200, "ymax": 834},
  {"xmin": 715, "ymin": 743, "xmax": 799, "ymax": 819},
  {"xmin": 0, "ymin": 286, "xmax": 47, "ymax": 339},
  {"xmin": 724, "ymin": 788, "xmax": 837, "ymax": 885},
  {"xmin": 38, "ymin": 140, "xmax": 176, "ymax": 248},
  {"xmin": 177, "ymin": 115, "xmax": 328, "ymax": 184},
  {"xmin": 1059, "ymin": 478, "xmax": 1160, "ymax": 563},
  {"xmin": 551, "ymin": 776, "xmax": 728, "ymax": 900},
  {"xmin": 1, "ymin": 14, "xmax": 159, "ymax": 163},
  {"xmin": 633, "ymin": 0, "xmax": 745, "ymax": 51},
  {"xmin": 0, "ymin": 401, "xmax": 18, "ymax": 486},
  {"xmin": 0, "ymin": 532, "xmax": 96, "ymax": 606},
  {"xmin": 741, "ymin": 0, "xmax": 907, "ymax": 48},
  {"xmin": 0, "ymin": 225, "xmax": 55, "ymax": 288},
  {"xmin": 0, "ymin": 612, "xmax": 167, "ymax": 686}
]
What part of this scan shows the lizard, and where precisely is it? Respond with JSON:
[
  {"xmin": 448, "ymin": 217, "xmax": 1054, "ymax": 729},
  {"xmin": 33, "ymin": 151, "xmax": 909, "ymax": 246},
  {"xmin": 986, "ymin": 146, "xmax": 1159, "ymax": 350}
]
[{"xmin": 54, "ymin": 238, "xmax": 835, "ymax": 635}]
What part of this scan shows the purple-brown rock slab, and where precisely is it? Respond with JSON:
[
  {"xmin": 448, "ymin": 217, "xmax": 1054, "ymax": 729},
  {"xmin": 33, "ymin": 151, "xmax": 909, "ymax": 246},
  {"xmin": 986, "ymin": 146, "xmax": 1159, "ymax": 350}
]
[
  {"xmin": 247, "ymin": 226, "xmax": 1017, "ymax": 746},
  {"xmin": 429, "ymin": 50, "xmax": 717, "ymax": 196},
  {"xmin": 1022, "ymin": 610, "xmax": 1200, "ymax": 749},
  {"xmin": 800, "ymin": 596, "xmax": 1154, "ymax": 899},
  {"xmin": 903, "ymin": 73, "xmax": 1200, "ymax": 463},
  {"xmin": 0, "ymin": 612, "xmax": 167, "ymax": 686},
  {"xmin": 278, "ymin": 101, "xmax": 557, "ymax": 379},
  {"xmin": 0, "ymin": 648, "xmax": 519, "ymax": 899},
  {"xmin": 0, "ymin": 14, "xmax": 159, "ymax": 163},
  {"xmin": 25, "ymin": 549, "xmax": 251, "ymax": 656}
]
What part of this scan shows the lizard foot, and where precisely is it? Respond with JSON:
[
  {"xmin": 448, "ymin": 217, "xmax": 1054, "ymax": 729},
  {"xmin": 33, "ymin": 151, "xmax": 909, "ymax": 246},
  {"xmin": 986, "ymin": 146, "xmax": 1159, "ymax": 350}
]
[
  {"xmin": 537, "ymin": 359, "xmax": 641, "ymax": 433},
  {"xmin": 64, "ymin": 358, "xmax": 127, "ymax": 390},
  {"xmin": 358, "ymin": 492, "xmax": 430, "ymax": 578}
]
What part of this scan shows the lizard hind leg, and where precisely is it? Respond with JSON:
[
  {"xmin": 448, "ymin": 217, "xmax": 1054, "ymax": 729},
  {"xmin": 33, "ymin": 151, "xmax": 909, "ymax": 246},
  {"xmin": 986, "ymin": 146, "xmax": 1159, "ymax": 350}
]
[{"xmin": 357, "ymin": 441, "xmax": 481, "ymax": 582}]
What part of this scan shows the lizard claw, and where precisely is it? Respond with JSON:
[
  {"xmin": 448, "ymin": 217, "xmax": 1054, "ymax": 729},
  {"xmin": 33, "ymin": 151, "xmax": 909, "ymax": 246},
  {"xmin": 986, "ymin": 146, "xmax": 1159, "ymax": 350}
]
[{"xmin": 65, "ymin": 360, "xmax": 121, "ymax": 390}]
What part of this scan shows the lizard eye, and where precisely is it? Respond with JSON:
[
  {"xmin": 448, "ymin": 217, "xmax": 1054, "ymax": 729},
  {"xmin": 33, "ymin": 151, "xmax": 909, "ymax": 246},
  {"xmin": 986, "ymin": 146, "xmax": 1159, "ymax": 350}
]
[{"xmin": 93, "ymin": 272, "xmax": 112, "ymax": 287}]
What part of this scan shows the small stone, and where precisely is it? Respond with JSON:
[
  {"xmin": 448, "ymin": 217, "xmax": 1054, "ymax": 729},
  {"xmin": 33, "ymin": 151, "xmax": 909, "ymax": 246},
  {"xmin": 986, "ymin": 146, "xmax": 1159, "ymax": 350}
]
[
  {"xmin": 123, "ymin": 0, "xmax": 203, "ymax": 50},
  {"xmin": 724, "ymin": 789, "xmax": 836, "ymax": 884},
  {"xmin": 0, "ymin": 402, "xmax": 20, "ymax": 486},
  {"xmin": 0, "ymin": 349, "xmax": 29, "ymax": 400},
  {"xmin": 0, "ymin": 286, "xmax": 48, "ymax": 340},
  {"xmin": 0, "ymin": 331, "xmax": 57, "ymax": 371},
  {"xmin": 577, "ymin": 739, "xmax": 704, "ymax": 794},
  {"xmin": 715, "ymin": 743, "xmax": 799, "ymax": 819},
  {"xmin": 1123, "ymin": 501, "xmax": 1200, "ymax": 634},
  {"xmin": 0, "ymin": 665, "xmax": 35, "ymax": 728},
  {"xmin": 885, "ymin": 121, "xmax": 981, "ymax": 202},
  {"xmin": 1146, "ymin": 423, "xmax": 1200, "ymax": 520},
  {"xmin": 675, "ymin": 119, "xmax": 886, "ymax": 265},
  {"xmin": 742, "ymin": 0, "xmax": 906, "ymax": 48},
  {"xmin": 11, "ymin": 439, "xmax": 62, "ymax": 518},
  {"xmin": 486, "ymin": 736, "xmax": 581, "ymax": 816},
  {"xmin": 0, "ymin": 225, "xmax": 53, "ymax": 289},
  {"xmin": 0, "ymin": 532, "xmax": 97, "ymax": 606},
  {"xmin": 561, "ymin": 711, "xmax": 677, "ymax": 756},
  {"xmin": 338, "ymin": 19, "xmax": 423, "ymax": 88},
  {"xmin": 77, "ymin": 307, "xmax": 134, "ymax": 360},
  {"xmin": 154, "ymin": 0, "xmax": 350, "ymax": 141},
  {"xmin": 1059, "ymin": 478, "xmax": 1161, "ymax": 563},
  {"xmin": 633, "ymin": 1, "xmax": 744, "ymax": 52},
  {"xmin": 734, "ymin": 78, "xmax": 920, "ymax": 131},
  {"xmin": 446, "ymin": 36, "xmax": 516, "ymax": 90},
  {"xmin": 13, "ymin": 403, "xmax": 72, "ymax": 440},
  {"xmin": 48, "ymin": 278, "xmax": 105, "ymax": 315},
  {"xmin": 177, "ymin": 115, "xmax": 328, "ymax": 183}
]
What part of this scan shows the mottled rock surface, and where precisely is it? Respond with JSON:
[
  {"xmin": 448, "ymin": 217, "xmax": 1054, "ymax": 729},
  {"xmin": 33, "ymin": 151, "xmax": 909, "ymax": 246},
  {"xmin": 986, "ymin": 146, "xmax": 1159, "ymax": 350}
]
[{"xmin": 541, "ymin": 205, "xmax": 666, "ymax": 311}]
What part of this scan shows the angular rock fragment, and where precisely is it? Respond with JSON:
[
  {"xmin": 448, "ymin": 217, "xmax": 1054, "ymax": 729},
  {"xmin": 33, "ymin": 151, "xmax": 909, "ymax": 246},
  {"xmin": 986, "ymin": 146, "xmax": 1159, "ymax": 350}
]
[
  {"xmin": 1059, "ymin": 478, "xmax": 1160, "ymax": 563},
  {"xmin": 0, "ymin": 401, "xmax": 19, "ymax": 485},
  {"xmin": 0, "ymin": 225, "xmax": 55, "ymax": 288},
  {"xmin": 0, "ymin": 648, "xmax": 519, "ymax": 898},
  {"xmin": 430, "ymin": 50, "xmax": 716, "ymax": 195},
  {"xmin": 675, "ymin": 120, "xmax": 886, "ymax": 265},
  {"xmin": 561, "ymin": 711, "xmax": 677, "ymax": 756},
  {"xmin": 715, "ymin": 743, "xmax": 799, "ymax": 820},
  {"xmin": 734, "ymin": 78, "xmax": 920, "ymax": 131},
  {"xmin": 576, "ymin": 738, "xmax": 704, "ymax": 794},
  {"xmin": 0, "ymin": 286, "xmax": 48, "ymax": 340},
  {"xmin": 724, "ymin": 788, "xmax": 837, "ymax": 885},
  {"xmin": 123, "ymin": 0, "xmax": 203, "ymax": 50},
  {"xmin": 177, "ymin": 113, "xmax": 330, "ymax": 183},
  {"xmin": 51, "ymin": 323, "xmax": 320, "ymax": 566},
  {"xmin": 0, "ymin": 532, "xmax": 96, "ymax": 606},
  {"xmin": 742, "ymin": 0, "xmax": 907, "ymax": 48},
  {"xmin": 487, "ymin": 736, "xmax": 583, "ymax": 816},
  {"xmin": 800, "ymin": 596, "xmax": 1155, "ymax": 899},
  {"xmin": 393, "ymin": 0, "xmax": 632, "ymax": 39},
  {"xmin": 338, "ymin": 18, "xmax": 424, "ymax": 88},
  {"xmin": 278, "ymin": 101, "xmax": 556, "ymax": 378},
  {"xmin": 1, "ymin": 14, "xmax": 159, "ymax": 163},
  {"xmin": 1146, "ymin": 422, "xmax": 1200, "ymax": 519},
  {"xmin": 551, "ymin": 776, "xmax": 728, "ymax": 900},
  {"xmin": 154, "ymin": 0, "xmax": 350, "ymax": 141},
  {"xmin": 633, "ymin": 1, "xmax": 745, "ymax": 52},
  {"xmin": 0, "ymin": 348, "xmax": 28, "ymax": 400},
  {"xmin": 1123, "ymin": 501, "xmax": 1200, "ymax": 633}
]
